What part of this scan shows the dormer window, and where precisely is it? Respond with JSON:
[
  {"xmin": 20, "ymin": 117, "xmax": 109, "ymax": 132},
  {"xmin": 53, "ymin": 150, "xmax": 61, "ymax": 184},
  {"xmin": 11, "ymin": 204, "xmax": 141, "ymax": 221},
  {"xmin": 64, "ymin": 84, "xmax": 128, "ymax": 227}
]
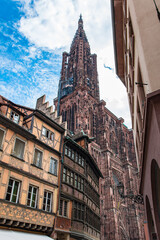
[
  {"xmin": 10, "ymin": 111, "xmax": 19, "ymax": 124},
  {"xmin": 42, "ymin": 126, "xmax": 54, "ymax": 141}
]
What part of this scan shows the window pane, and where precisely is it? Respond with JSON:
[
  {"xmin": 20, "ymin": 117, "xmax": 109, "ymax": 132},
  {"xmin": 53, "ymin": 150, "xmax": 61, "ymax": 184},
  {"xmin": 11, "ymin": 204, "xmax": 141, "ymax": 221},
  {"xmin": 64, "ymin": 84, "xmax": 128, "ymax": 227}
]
[
  {"xmin": 11, "ymin": 111, "xmax": 19, "ymax": 123},
  {"xmin": 49, "ymin": 158, "xmax": 57, "ymax": 175},
  {"xmin": 14, "ymin": 138, "xmax": 25, "ymax": 159},
  {"xmin": 6, "ymin": 178, "xmax": 20, "ymax": 203},
  {"xmin": 50, "ymin": 132, "xmax": 54, "ymax": 141},
  {"xmin": 42, "ymin": 127, "xmax": 46, "ymax": 136},
  {"xmin": 64, "ymin": 201, "xmax": 68, "ymax": 217},
  {"xmin": 34, "ymin": 149, "xmax": 42, "ymax": 167},
  {"xmin": 68, "ymin": 148, "xmax": 71, "ymax": 157},
  {"xmin": 0, "ymin": 129, "xmax": 4, "ymax": 147},
  {"xmin": 59, "ymin": 200, "xmax": 63, "ymax": 215},
  {"xmin": 75, "ymin": 153, "xmax": 78, "ymax": 162},
  {"xmin": 27, "ymin": 185, "xmax": 37, "ymax": 208},
  {"xmin": 63, "ymin": 167, "xmax": 66, "ymax": 182},
  {"xmin": 65, "ymin": 146, "xmax": 68, "ymax": 155}
]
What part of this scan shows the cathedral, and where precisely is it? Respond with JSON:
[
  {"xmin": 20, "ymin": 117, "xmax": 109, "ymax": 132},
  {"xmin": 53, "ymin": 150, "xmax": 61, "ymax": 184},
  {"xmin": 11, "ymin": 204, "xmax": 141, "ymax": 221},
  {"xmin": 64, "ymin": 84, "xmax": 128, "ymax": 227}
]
[{"xmin": 53, "ymin": 16, "xmax": 144, "ymax": 240}]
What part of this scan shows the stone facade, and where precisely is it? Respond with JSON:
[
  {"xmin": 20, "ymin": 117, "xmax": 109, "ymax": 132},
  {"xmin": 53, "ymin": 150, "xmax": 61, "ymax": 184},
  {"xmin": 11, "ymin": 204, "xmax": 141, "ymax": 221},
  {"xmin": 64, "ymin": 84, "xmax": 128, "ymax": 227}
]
[
  {"xmin": 111, "ymin": 0, "xmax": 160, "ymax": 238},
  {"xmin": 54, "ymin": 16, "xmax": 144, "ymax": 240}
]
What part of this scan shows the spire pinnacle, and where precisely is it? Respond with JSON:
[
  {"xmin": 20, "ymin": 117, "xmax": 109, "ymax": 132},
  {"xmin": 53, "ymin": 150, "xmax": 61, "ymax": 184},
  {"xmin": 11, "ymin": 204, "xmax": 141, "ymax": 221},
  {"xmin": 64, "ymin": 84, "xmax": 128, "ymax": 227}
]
[{"xmin": 78, "ymin": 14, "xmax": 83, "ymax": 28}]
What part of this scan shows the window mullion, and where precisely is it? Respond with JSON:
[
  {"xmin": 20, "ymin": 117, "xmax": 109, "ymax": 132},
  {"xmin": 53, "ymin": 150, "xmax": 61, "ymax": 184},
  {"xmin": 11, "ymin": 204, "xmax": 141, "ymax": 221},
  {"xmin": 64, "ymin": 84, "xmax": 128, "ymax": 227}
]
[
  {"xmin": 46, "ymin": 191, "xmax": 48, "ymax": 211},
  {"xmin": 16, "ymin": 181, "xmax": 20, "ymax": 203},
  {"xmin": 50, "ymin": 193, "xmax": 52, "ymax": 212},
  {"xmin": 11, "ymin": 180, "xmax": 15, "ymax": 202},
  {"xmin": 31, "ymin": 187, "xmax": 34, "ymax": 207},
  {"xmin": 35, "ymin": 188, "xmax": 38, "ymax": 208}
]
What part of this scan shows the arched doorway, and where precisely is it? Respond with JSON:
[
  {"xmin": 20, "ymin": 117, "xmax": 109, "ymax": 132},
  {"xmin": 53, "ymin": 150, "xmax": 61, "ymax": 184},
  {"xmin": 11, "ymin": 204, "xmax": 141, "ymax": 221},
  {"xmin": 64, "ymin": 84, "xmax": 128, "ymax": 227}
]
[
  {"xmin": 145, "ymin": 195, "xmax": 157, "ymax": 239},
  {"xmin": 151, "ymin": 159, "xmax": 160, "ymax": 238}
]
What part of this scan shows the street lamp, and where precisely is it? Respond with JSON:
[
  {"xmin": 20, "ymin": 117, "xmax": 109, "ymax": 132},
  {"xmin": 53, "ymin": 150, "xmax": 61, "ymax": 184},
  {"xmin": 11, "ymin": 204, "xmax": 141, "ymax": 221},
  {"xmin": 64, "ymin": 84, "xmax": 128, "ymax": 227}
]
[{"xmin": 117, "ymin": 182, "xmax": 144, "ymax": 204}]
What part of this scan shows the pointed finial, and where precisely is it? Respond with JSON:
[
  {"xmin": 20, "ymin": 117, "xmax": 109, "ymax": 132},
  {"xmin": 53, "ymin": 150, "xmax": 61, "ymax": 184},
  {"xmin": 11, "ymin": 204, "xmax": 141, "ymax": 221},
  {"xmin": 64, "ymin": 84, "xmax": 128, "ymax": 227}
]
[{"xmin": 78, "ymin": 14, "xmax": 83, "ymax": 27}]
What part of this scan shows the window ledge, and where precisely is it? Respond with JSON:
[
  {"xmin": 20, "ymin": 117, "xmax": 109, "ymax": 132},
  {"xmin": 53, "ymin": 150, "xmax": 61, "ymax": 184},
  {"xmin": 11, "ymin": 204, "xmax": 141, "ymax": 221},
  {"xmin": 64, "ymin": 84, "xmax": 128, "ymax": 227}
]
[
  {"xmin": 31, "ymin": 163, "xmax": 43, "ymax": 170},
  {"xmin": 10, "ymin": 154, "xmax": 25, "ymax": 162},
  {"xmin": 58, "ymin": 215, "xmax": 69, "ymax": 219},
  {"xmin": 48, "ymin": 171, "xmax": 57, "ymax": 177}
]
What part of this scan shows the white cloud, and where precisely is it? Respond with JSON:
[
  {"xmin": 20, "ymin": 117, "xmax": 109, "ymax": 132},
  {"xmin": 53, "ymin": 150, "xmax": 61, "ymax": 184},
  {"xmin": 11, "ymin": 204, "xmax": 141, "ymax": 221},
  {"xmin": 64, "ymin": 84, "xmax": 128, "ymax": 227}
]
[{"xmin": 15, "ymin": 0, "xmax": 131, "ymax": 127}]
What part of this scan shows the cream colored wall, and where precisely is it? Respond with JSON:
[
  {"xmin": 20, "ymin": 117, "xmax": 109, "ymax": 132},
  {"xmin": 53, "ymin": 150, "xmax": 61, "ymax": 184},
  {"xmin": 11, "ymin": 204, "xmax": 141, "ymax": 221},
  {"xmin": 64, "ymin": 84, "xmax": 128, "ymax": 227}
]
[
  {"xmin": 128, "ymin": 0, "xmax": 160, "ymax": 92},
  {"xmin": 0, "ymin": 121, "xmax": 61, "ymax": 214},
  {"xmin": 124, "ymin": 0, "xmax": 160, "ymax": 168},
  {"xmin": 0, "ymin": 124, "xmax": 59, "ymax": 185},
  {"xmin": 32, "ymin": 116, "xmax": 62, "ymax": 152}
]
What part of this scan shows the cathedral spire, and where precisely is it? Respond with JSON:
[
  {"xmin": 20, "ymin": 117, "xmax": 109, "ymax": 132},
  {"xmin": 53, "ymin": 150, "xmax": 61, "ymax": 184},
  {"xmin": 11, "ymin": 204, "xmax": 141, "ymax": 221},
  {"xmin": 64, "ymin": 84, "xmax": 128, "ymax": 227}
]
[
  {"xmin": 57, "ymin": 16, "xmax": 100, "ymax": 116},
  {"xmin": 78, "ymin": 14, "xmax": 83, "ymax": 28}
]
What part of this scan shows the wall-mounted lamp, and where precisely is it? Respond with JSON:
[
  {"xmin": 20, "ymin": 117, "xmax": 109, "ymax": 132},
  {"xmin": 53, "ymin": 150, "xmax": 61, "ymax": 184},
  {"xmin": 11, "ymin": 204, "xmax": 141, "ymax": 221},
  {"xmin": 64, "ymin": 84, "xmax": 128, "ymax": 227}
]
[
  {"xmin": 117, "ymin": 182, "xmax": 144, "ymax": 204},
  {"xmin": 153, "ymin": 0, "xmax": 160, "ymax": 21}
]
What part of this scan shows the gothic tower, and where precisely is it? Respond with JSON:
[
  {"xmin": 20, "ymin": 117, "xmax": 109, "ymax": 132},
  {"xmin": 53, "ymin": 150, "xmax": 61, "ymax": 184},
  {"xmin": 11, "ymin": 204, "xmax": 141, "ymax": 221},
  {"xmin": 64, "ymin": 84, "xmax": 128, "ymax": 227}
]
[
  {"xmin": 55, "ymin": 15, "xmax": 100, "ymax": 140},
  {"xmin": 54, "ymin": 16, "xmax": 144, "ymax": 240}
]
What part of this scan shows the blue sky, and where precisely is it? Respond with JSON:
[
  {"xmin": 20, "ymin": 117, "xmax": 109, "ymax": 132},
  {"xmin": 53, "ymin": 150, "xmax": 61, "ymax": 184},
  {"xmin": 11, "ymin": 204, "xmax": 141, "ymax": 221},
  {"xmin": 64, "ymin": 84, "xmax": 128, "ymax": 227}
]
[{"xmin": 0, "ymin": 0, "xmax": 131, "ymax": 127}]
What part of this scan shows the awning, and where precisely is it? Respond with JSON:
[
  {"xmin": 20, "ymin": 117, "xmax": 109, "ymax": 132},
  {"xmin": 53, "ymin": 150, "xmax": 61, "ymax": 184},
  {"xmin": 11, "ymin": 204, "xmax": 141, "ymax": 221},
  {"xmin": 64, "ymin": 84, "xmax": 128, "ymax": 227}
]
[{"xmin": 0, "ymin": 230, "xmax": 54, "ymax": 240}]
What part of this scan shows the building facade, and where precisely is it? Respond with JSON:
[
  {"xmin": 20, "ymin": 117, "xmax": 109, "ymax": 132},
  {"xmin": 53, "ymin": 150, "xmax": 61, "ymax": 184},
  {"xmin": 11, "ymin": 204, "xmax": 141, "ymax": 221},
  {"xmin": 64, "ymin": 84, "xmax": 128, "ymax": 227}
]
[
  {"xmin": 36, "ymin": 96, "xmax": 102, "ymax": 240},
  {"xmin": 53, "ymin": 16, "xmax": 144, "ymax": 240},
  {"xmin": 0, "ymin": 95, "xmax": 65, "ymax": 238},
  {"xmin": 111, "ymin": 0, "xmax": 160, "ymax": 239}
]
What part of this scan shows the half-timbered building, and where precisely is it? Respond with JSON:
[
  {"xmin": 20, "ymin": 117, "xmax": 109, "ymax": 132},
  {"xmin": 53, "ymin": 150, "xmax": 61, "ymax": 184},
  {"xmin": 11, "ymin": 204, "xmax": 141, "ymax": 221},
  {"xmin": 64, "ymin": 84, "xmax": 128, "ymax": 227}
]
[{"xmin": 0, "ymin": 95, "xmax": 65, "ymax": 238}]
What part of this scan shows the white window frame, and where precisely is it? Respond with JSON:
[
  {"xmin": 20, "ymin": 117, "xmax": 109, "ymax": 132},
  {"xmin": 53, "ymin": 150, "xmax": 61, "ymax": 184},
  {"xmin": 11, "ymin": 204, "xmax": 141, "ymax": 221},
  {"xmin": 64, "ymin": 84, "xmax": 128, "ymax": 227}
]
[
  {"xmin": 59, "ymin": 199, "xmax": 68, "ymax": 217},
  {"xmin": 41, "ymin": 126, "xmax": 55, "ymax": 142},
  {"xmin": 43, "ymin": 190, "xmax": 52, "ymax": 212},
  {"xmin": 6, "ymin": 178, "xmax": 20, "ymax": 203},
  {"xmin": 33, "ymin": 148, "xmax": 43, "ymax": 168},
  {"xmin": 27, "ymin": 185, "xmax": 38, "ymax": 208},
  {"xmin": 49, "ymin": 157, "xmax": 58, "ymax": 175},
  {"xmin": 13, "ymin": 137, "xmax": 25, "ymax": 159},
  {"xmin": 10, "ymin": 110, "xmax": 20, "ymax": 124},
  {"xmin": 0, "ymin": 127, "xmax": 5, "ymax": 149}
]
